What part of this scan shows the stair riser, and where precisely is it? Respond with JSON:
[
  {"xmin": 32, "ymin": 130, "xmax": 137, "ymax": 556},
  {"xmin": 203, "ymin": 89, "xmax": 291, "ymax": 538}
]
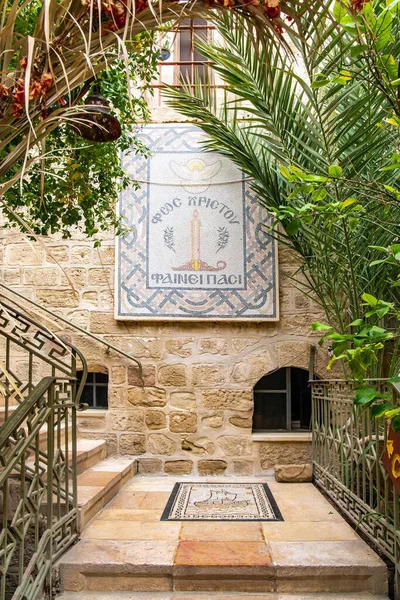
[
  {"xmin": 78, "ymin": 465, "xmax": 134, "ymax": 531},
  {"xmin": 75, "ymin": 446, "xmax": 107, "ymax": 476},
  {"xmin": 60, "ymin": 567, "xmax": 388, "ymax": 595}
]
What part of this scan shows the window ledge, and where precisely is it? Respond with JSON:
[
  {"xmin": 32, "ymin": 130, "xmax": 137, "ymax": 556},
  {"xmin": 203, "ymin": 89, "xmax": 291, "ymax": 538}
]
[
  {"xmin": 77, "ymin": 409, "xmax": 108, "ymax": 417},
  {"xmin": 252, "ymin": 432, "xmax": 311, "ymax": 443}
]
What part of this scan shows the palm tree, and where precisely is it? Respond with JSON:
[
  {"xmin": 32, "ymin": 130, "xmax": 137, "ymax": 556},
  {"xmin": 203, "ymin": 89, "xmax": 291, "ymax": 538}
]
[{"xmin": 163, "ymin": 4, "xmax": 400, "ymax": 377}]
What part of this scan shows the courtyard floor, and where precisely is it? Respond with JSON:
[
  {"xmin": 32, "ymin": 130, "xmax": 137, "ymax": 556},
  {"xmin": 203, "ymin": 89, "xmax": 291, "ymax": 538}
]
[{"xmin": 59, "ymin": 475, "xmax": 389, "ymax": 597}]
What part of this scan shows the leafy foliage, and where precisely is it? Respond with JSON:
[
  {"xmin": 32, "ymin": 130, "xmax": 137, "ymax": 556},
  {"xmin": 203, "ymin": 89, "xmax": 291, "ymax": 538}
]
[{"xmin": 163, "ymin": 2, "xmax": 400, "ymax": 419}]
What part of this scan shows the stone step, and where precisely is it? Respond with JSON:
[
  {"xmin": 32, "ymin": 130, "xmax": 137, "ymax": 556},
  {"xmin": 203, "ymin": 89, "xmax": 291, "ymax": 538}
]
[
  {"xmin": 57, "ymin": 537, "xmax": 388, "ymax": 595},
  {"xmin": 76, "ymin": 458, "xmax": 137, "ymax": 531},
  {"xmin": 26, "ymin": 438, "xmax": 107, "ymax": 477},
  {"xmin": 74, "ymin": 439, "xmax": 107, "ymax": 475},
  {"xmin": 57, "ymin": 591, "xmax": 390, "ymax": 599}
]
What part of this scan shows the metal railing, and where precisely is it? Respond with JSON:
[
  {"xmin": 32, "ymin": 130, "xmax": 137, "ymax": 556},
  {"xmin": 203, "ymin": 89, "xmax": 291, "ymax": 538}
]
[
  {"xmin": 312, "ymin": 379, "xmax": 400, "ymax": 597},
  {"xmin": 0, "ymin": 301, "xmax": 88, "ymax": 600}
]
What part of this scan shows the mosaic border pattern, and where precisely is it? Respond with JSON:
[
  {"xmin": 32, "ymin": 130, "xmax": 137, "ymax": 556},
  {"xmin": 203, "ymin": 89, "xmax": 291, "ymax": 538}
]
[{"xmin": 116, "ymin": 124, "xmax": 278, "ymax": 321}]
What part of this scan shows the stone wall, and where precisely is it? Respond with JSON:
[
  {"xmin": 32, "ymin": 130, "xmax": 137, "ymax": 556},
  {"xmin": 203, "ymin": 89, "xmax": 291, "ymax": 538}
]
[{"xmin": 0, "ymin": 225, "xmax": 339, "ymax": 476}]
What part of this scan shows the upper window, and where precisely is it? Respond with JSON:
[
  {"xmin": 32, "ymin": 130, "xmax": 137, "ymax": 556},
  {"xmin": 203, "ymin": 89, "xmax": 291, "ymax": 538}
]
[
  {"xmin": 77, "ymin": 371, "xmax": 108, "ymax": 409},
  {"xmin": 150, "ymin": 18, "xmax": 223, "ymax": 107},
  {"xmin": 253, "ymin": 367, "xmax": 312, "ymax": 432}
]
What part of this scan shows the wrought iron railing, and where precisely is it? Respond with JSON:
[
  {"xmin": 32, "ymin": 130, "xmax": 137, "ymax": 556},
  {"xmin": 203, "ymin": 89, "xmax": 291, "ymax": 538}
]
[
  {"xmin": 0, "ymin": 301, "xmax": 88, "ymax": 600},
  {"xmin": 312, "ymin": 379, "xmax": 400, "ymax": 598}
]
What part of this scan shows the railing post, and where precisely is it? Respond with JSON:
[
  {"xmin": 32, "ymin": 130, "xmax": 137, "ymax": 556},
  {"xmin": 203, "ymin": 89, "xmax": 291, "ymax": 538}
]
[{"xmin": 46, "ymin": 382, "xmax": 55, "ymax": 591}]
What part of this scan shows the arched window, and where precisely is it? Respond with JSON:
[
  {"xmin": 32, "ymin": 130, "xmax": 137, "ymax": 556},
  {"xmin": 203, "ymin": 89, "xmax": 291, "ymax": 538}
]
[
  {"xmin": 253, "ymin": 367, "xmax": 312, "ymax": 432},
  {"xmin": 77, "ymin": 371, "xmax": 108, "ymax": 409}
]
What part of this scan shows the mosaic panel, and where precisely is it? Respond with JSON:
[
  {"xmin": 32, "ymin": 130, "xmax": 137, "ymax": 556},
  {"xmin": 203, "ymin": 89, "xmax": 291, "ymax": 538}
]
[{"xmin": 116, "ymin": 124, "xmax": 278, "ymax": 320}]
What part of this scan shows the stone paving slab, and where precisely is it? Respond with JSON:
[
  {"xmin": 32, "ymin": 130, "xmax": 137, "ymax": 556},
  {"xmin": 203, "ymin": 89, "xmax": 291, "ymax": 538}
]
[{"xmin": 57, "ymin": 475, "xmax": 389, "ymax": 596}]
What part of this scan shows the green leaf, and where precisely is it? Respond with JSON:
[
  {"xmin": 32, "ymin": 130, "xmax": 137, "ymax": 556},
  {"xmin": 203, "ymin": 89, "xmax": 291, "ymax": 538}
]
[
  {"xmin": 362, "ymin": 293, "xmax": 378, "ymax": 306},
  {"xmin": 391, "ymin": 415, "xmax": 400, "ymax": 433},
  {"xmin": 311, "ymin": 77, "xmax": 330, "ymax": 89},
  {"xmin": 348, "ymin": 218, "xmax": 359, "ymax": 230},
  {"xmin": 348, "ymin": 319, "xmax": 364, "ymax": 327},
  {"xmin": 328, "ymin": 165, "xmax": 343, "ymax": 178},
  {"xmin": 354, "ymin": 387, "xmax": 380, "ymax": 405},
  {"xmin": 311, "ymin": 322, "xmax": 333, "ymax": 331},
  {"xmin": 341, "ymin": 197, "xmax": 356, "ymax": 209},
  {"xmin": 371, "ymin": 402, "xmax": 394, "ymax": 418},
  {"xmin": 312, "ymin": 188, "xmax": 327, "ymax": 202},
  {"xmin": 286, "ymin": 219, "xmax": 300, "ymax": 235}
]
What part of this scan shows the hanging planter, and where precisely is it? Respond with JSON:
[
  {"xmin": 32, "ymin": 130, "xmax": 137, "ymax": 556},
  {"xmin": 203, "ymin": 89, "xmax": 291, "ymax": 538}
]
[{"xmin": 72, "ymin": 85, "xmax": 122, "ymax": 143}]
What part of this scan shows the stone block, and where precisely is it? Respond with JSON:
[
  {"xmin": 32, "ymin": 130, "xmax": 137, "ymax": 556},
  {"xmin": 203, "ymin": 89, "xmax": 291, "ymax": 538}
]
[
  {"xmin": 6, "ymin": 245, "xmax": 43, "ymax": 265},
  {"xmin": 24, "ymin": 268, "xmax": 59, "ymax": 286},
  {"xmin": 82, "ymin": 291, "xmax": 98, "ymax": 306},
  {"xmin": 218, "ymin": 435, "xmax": 252, "ymax": 456},
  {"xmin": 99, "ymin": 290, "xmax": 114, "ymax": 309},
  {"xmin": 198, "ymin": 460, "xmax": 228, "ymax": 476},
  {"xmin": 45, "ymin": 245, "xmax": 69, "ymax": 263},
  {"xmin": 233, "ymin": 460, "xmax": 254, "ymax": 476},
  {"xmin": 119, "ymin": 434, "xmax": 146, "ymax": 455},
  {"xmin": 94, "ymin": 246, "xmax": 115, "ymax": 265},
  {"xmin": 164, "ymin": 460, "xmax": 193, "ymax": 475},
  {"xmin": 67, "ymin": 310, "xmax": 89, "ymax": 329},
  {"xmin": 146, "ymin": 410, "xmax": 167, "ymax": 430},
  {"xmin": 259, "ymin": 442, "xmax": 311, "ymax": 470},
  {"xmin": 181, "ymin": 438, "xmax": 215, "ymax": 455},
  {"xmin": 231, "ymin": 354, "xmax": 276, "ymax": 385},
  {"xmin": 232, "ymin": 338, "xmax": 259, "ymax": 353},
  {"xmin": 169, "ymin": 412, "xmax": 197, "ymax": 433},
  {"xmin": 276, "ymin": 341, "xmax": 310, "ymax": 371},
  {"xmin": 1, "ymin": 268, "xmax": 21, "ymax": 284},
  {"xmin": 202, "ymin": 389, "xmax": 253, "ymax": 411},
  {"xmin": 137, "ymin": 458, "xmax": 163, "ymax": 475},
  {"xmin": 202, "ymin": 412, "xmax": 224, "ymax": 428},
  {"xmin": 294, "ymin": 293, "xmax": 310, "ymax": 310},
  {"xmin": 111, "ymin": 410, "xmax": 144, "ymax": 431},
  {"xmin": 128, "ymin": 387, "xmax": 166, "ymax": 407},
  {"xmin": 88, "ymin": 267, "xmax": 112, "ymax": 285},
  {"xmin": 198, "ymin": 338, "xmax": 228, "ymax": 355},
  {"xmin": 229, "ymin": 413, "xmax": 253, "ymax": 428},
  {"xmin": 170, "ymin": 392, "xmax": 196, "ymax": 410},
  {"xmin": 158, "ymin": 364, "xmax": 187, "ymax": 386},
  {"xmin": 128, "ymin": 365, "xmax": 156, "ymax": 386},
  {"xmin": 71, "ymin": 246, "xmax": 92, "ymax": 264},
  {"xmin": 111, "ymin": 365, "xmax": 127, "ymax": 385},
  {"xmin": 90, "ymin": 312, "xmax": 124, "ymax": 334},
  {"xmin": 108, "ymin": 387, "xmax": 128, "ymax": 408},
  {"xmin": 165, "ymin": 338, "xmax": 193, "ymax": 357},
  {"xmin": 192, "ymin": 364, "xmax": 226, "ymax": 385},
  {"xmin": 36, "ymin": 289, "xmax": 79, "ymax": 308},
  {"xmin": 61, "ymin": 268, "xmax": 86, "ymax": 287},
  {"xmin": 275, "ymin": 463, "xmax": 313, "ymax": 483},
  {"xmin": 148, "ymin": 433, "xmax": 176, "ymax": 455},
  {"xmin": 78, "ymin": 415, "xmax": 106, "ymax": 431}
]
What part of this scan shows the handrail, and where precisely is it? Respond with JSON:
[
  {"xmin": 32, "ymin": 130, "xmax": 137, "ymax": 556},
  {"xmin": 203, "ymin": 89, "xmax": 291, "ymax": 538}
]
[
  {"xmin": 0, "ymin": 284, "xmax": 144, "ymax": 383},
  {"xmin": 0, "ymin": 300, "xmax": 88, "ymax": 408},
  {"xmin": 0, "ymin": 376, "xmax": 55, "ymax": 450}
]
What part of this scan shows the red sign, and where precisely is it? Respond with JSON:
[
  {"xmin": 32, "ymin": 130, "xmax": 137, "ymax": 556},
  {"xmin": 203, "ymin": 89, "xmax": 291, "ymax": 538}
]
[{"xmin": 382, "ymin": 426, "xmax": 400, "ymax": 494}]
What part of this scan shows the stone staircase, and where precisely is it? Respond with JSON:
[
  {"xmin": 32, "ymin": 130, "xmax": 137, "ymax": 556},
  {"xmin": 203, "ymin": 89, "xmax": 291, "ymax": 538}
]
[
  {"xmin": 65, "ymin": 438, "xmax": 136, "ymax": 531},
  {"xmin": 53, "ymin": 476, "xmax": 391, "ymax": 600}
]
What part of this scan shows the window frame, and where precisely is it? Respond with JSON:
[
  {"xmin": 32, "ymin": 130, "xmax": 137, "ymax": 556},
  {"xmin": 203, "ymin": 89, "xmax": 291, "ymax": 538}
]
[
  {"xmin": 77, "ymin": 371, "xmax": 109, "ymax": 410},
  {"xmin": 253, "ymin": 367, "xmax": 311, "ymax": 433}
]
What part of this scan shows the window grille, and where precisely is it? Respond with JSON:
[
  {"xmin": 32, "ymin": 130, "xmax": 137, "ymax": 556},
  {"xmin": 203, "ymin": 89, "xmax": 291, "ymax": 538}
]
[
  {"xmin": 76, "ymin": 371, "xmax": 108, "ymax": 409},
  {"xmin": 150, "ymin": 18, "xmax": 226, "ymax": 107},
  {"xmin": 253, "ymin": 367, "xmax": 313, "ymax": 432}
]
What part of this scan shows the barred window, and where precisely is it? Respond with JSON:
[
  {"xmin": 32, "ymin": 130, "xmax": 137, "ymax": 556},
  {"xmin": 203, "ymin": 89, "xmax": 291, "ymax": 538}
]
[
  {"xmin": 150, "ymin": 18, "xmax": 222, "ymax": 108},
  {"xmin": 77, "ymin": 371, "xmax": 108, "ymax": 409},
  {"xmin": 253, "ymin": 367, "xmax": 313, "ymax": 432}
]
